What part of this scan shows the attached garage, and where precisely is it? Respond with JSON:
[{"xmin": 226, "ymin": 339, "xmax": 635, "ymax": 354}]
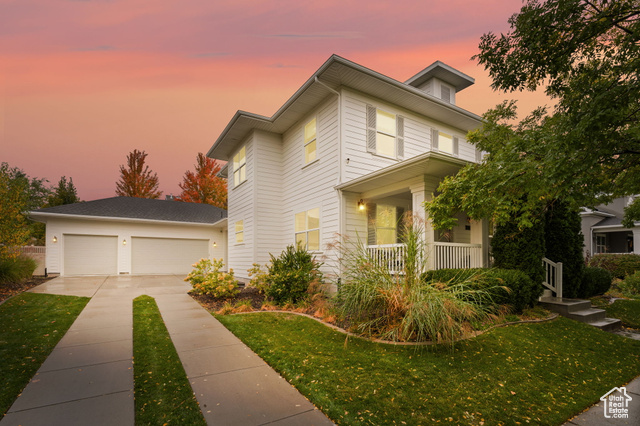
[
  {"xmin": 64, "ymin": 234, "xmax": 118, "ymax": 275},
  {"xmin": 30, "ymin": 197, "xmax": 228, "ymax": 276},
  {"xmin": 131, "ymin": 237, "xmax": 209, "ymax": 275}
]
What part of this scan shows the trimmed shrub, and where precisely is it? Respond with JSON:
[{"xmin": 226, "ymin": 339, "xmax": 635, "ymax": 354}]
[
  {"xmin": 264, "ymin": 244, "xmax": 323, "ymax": 305},
  {"xmin": 579, "ymin": 267, "xmax": 612, "ymax": 298},
  {"xmin": 0, "ymin": 255, "xmax": 37, "ymax": 285},
  {"xmin": 587, "ymin": 254, "xmax": 640, "ymax": 279},
  {"xmin": 185, "ymin": 258, "xmax": 239, "ymax": 298},
  {"xmin": 620, "ymin": 271, "xmax": 640, "ymax": 297},
  {"xmin": 423, "ymin": 268, "xmax": 541, "ymax": 314},
  {"xmin": 544, "ymin": 201, "xmax": 584, "ymax": 298},
  {"xmin": 492, "ymin": 217, "xmax": 545, "ymax": 286}
]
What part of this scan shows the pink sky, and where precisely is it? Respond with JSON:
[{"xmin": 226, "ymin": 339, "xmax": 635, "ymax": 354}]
[{"xmin": 0, "ymin": 0, "xmax": 550, "ymax": 201}]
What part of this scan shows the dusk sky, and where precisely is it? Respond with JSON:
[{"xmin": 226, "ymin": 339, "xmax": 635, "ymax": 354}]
[{"xmin": 1, "ymin": 0, "xmax": 550, "ymax": 201}]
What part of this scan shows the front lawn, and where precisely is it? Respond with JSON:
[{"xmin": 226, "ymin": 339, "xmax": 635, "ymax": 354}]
[
  {"xmin": 219, "ymin": 313, "xmax": 640, "ymax": 425},
  {"xmin": 0, "ymin": 292, "xmax": 89, "ymax": 415}
]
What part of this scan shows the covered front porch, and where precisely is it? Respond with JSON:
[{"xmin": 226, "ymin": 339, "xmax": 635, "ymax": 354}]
[{"xmin": 337, "ymin": 152, "xmax": 489, "ymax": 272}]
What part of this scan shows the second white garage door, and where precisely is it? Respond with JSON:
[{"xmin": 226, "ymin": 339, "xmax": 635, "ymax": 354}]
[{"xmin": 131, "ymin": 237, "xmax": 209, "ymax": 275}]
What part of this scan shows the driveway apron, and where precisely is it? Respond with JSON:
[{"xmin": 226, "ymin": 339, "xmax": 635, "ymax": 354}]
[{"xmin": 0, "ymin": 275, "xmax": 333, "ymax": 426}]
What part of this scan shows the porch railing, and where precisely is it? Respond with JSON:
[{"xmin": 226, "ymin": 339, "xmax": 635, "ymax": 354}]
[
  {"xmin": 432, "ymin": 242, "xmax": 483, "ymax": 270},
  {"xmin": 366, "ymin": 242, "xmax": 483, "ymax": 272},
  {"xmin": 366, "ymin": 244, "xmax": 406, "ymax": 274},
  {"xmin": 542, "ymin": 257, "xmax": 563, "ymax": 299}
]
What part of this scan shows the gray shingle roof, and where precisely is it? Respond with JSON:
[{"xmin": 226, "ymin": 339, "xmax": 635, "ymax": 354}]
[{"xmin": 32, "ymin": 197, "xmax": 227, "ymax": 224}]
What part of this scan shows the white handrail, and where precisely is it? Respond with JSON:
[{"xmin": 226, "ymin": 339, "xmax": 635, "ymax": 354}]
[{"xmin": 542, "ymin": 257, "xmax": 563, "ymax": 299}]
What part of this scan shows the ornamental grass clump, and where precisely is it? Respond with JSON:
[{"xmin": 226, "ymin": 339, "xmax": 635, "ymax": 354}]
[
  {"xmin": 336, "ymin": 215, "xmax": 501, "ymax": 345},
  {"xmin": 185, "ymin": 258, "xmax": 239, "ymax": 298}
]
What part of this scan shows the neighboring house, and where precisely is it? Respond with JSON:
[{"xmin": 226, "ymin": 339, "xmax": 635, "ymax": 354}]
[
  {"xmin": 581, "ymin": 196, "xmax": 640, "ymax": 257},
  {"xmin": 30, "ymin": 197, "xmax": 227, "ymax": 276},
  {"xmin": 207, "ymin": 55, "xmax": 490, "ymax": 282}
]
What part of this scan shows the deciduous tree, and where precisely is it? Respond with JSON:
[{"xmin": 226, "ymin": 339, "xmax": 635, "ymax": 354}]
[
  {"xmin": 115, "ymin": 149, "xmax": 162, "ymax": 199},
  {"xmin": 0, "ymin": 163, "xmax": 50, "ymax": 256},
  {"xmin": 178, "ymin": 153, "xmax": 227, "ymax": 209},
  {"xmin": 425, "ymin": 0, "xmax": 640, "ymax": 229}
]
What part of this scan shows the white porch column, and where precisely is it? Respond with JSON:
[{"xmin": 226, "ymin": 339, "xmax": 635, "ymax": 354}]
[
  {"xmin": 470, "ymin": 219, "xmax": 489, "ymax": 267},
  {"xmin": 633, "ymin": 228, "xmax": 640, "ymax": 254},
  {"xmin": 410, "ymin": 176, "xmax": 440, "ymax": 270}
]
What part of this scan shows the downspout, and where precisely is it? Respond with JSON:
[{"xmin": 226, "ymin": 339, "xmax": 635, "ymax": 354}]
[{"xmin": 590, "ymin": 227, "xmax": 594, "ymax": 256}]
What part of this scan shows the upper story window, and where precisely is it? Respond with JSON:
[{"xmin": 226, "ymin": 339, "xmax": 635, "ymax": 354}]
[
  {"xmin": 366, "ymin": 105, "xmax": 404, "ymax": 159},
  {"xmin": 295, "ymin": 208, "xmax": 320, "ymax": 251},
  {"xmin": 235, "ymin": 220, "xmax": 244, "ymax": 244},
  {"xmin": 304, "ymin": 118, "xmax": 317, "ymax": 164},
  {"xmin": 233, "ymin": 146, "xmax": 246, "ymax": 187},
  {"xmin": 431, "ymin": 129, "xmax": 459, "ymax": 156}
]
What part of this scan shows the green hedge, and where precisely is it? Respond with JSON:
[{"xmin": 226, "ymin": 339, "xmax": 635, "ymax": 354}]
[
  {"xmin": 0, "ymin": 256, "xmax": 36, "ymax": 285},
  {"xmin": 265, "ymin": 244, "xmax": 323, "ymax": 304},
  {"xmin": 491, "ymin": 218, "xmax": 545, "ymax": 286},
  {"xmin": 587, "ymin": 254, "xmax": 640, "ymax": 279},
  {"xmin": 422, "ymin": 268, "xmax": 542, "ymax": 314},
  {"xmin": 579, "ymin": 267, "xmax": 612, "ymax": 298}
]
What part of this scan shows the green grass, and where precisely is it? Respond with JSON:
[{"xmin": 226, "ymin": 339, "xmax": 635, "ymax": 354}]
[
  {"xmin": 601, "ymin": 299, "xmax": 640, "ymax": 329},
  {"xmin": 0, "ymin": 292, "xmax": 89, "ymax": 415},
  {"xmin": 218, "ymin": 312, "xmax": 640, "ymax": 425},
  {"xmin": 132, "ymin": 295, "xmax": 206, "ymax": 426}
]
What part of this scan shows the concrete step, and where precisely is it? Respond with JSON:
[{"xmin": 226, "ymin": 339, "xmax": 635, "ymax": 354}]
[
  {"xmin": 539, "ymin": 297, "xmax": 592, "ymax": 315},
  {"xmin": 565, "ymin": 308, "xmax": 606, "ymax": 323},
  {"xmin": 590, "ymin": 318, "xmax": 622, "ymax": 332}
]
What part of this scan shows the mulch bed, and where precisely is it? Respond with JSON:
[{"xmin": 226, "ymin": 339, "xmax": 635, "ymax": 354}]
[
  {"xmin": 190, "ymin": 286, "xmax": 266, "ymax": 312},
  {"xmin": 0, "ymin": 276, "xmax": 55, "ymax": 303}
]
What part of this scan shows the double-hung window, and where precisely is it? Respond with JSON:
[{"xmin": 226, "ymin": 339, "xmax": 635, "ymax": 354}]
[
  {"xmin": 304, "ymin": 118, "xmax": 317, "ymax": 164},
  {"xmin": 295, "ymin": 208, "xmax": 320, "ymax": 251},
  {"xmin": 235, "ymin": 220, "xmax": 244, "ymax": 244},
  {"xmin": 595, "ymin": 234, "xmax": 606, "ymax": 253},
  {"xmin": 431, "ymin": 129, "xmax": 459, "ymax": 156},
  {"xmin": 375, "ymin": 204, "xmax": 397, "ymax": 245},
  {"xmin": 366, "ymin": 105, "xmax": 404, "ymax": 159},
  {"xmin": 233, "ymin": 146, "xmax": 246, "ymax": 187}
]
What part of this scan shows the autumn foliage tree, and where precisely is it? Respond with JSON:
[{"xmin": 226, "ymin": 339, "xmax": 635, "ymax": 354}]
[
  {"xmin": 115, "ymin": 149, "xmax": 162, "ymax": 199},
  {"xmin": 178, "ymin": 153, "xmax": 227, "ymax": 209}
]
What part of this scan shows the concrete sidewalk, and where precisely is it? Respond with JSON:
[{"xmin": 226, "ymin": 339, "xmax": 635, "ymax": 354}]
[
  {"xmin": 1, "ymin": 275, "xmax": 332, "ymax": 426},
  {"xmin": 563, "ymin": 377, "xmax": 640, "ymax": 425}
]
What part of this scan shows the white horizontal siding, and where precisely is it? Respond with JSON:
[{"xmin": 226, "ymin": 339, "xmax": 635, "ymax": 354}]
[
  {"xmin": 254, "ymin": 131, "xmax": 284, "ymax": 266},
  {"xmin": 281, "ymin": 97, "xmax": 341, "ymax": 276},
  {"xmin": 227, "ymin": 135, "xmax": 255, "ymax": 277},
  {"xmin": 341, "ymin": 89, "xmax": 477, "ymax": 183}
]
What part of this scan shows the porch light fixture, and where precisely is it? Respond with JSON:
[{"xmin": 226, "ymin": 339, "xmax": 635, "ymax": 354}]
[
  {"xmin": 213, "ymin": 242, "xmax": 217, "ymax": 248},
  {"xmin": 358, "ymin": 199, "xmax": 365, "ymax": 211},
  {"xmin": 122, "ymin": 239, "xmax": 127, "ymax": 246},
  {"xmin": 52, "ymin": 236, "xmax": 58, "ymax": 243}
]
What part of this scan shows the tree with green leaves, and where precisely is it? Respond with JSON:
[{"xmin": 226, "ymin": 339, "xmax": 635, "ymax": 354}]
[
  {"xmin": 115, "ymin": 149, "xmax": 162, "ymax": 199},
  {"xmin": 0, "ymin": 163, "xmax": 50, "ymax": 256},
  {"xmin": 425, "ymin": 0, "xmax": 640, "ymax": 230},
  {"xmin": 48, "ymin": 176, "xmax": 81, "ymax": 207}
]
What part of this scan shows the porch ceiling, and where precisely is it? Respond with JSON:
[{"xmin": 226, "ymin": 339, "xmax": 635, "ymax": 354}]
[{"xmin": 335, "ymin": 151, "xmax": 468, "ymax": 194}]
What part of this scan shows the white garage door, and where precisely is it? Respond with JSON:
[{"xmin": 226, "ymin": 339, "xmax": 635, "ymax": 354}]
[
  {"xmin": 64, "ymin": 234, "xmax": 118, "ymax": 276},
  {"xmin": 131, "ymin": 237, "xmax": 209, "ymax": 275}
]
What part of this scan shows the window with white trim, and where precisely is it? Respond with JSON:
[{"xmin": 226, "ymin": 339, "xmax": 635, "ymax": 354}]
[
  {"xmin": 431, "ymin": 128, "xmax": 459, "ymax": 156},
  {"xmin": 376, "ymin": 204, "xmax": 397, "ymax": 245},
  {"xmin": 595, "ymin": 234, "xmax": 606, "ymax": 253},
  {"xmin": 295, "ymin": 208, "xmax": 320, "ymax": 251},
  {"xmin": 233, "ymin": 146, "xmax": 246, "ymax": 187},
  {"xmin": 366, "ymin": 105, "xmax": 404, "ymax": 159},
  {"xmin": 304, "ymin": 118, "xmax": 317, "ymax": 164},
  {"xmin": 235, "ymin": 220, "xmax": 244, "ymax": 244}
]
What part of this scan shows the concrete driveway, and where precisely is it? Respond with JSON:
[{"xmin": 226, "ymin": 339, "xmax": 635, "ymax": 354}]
[
  {"xmin": 27, "ymin": 274, "xmax": 191, "ymax": 298},
  {"xmin": 1, "ymin": 275, "xmax": 333, "ymax": 426}
]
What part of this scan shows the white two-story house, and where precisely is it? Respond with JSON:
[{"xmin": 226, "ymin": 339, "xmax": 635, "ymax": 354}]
[{"xmin": 207, "ymin": 55, "xmax": 490, "ymax": 282}]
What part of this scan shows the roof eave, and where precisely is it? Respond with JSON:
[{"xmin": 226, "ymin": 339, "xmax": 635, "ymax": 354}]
[{"xmin": 29, "ymin": 211, "xmax": 226, "ymax": 228}]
